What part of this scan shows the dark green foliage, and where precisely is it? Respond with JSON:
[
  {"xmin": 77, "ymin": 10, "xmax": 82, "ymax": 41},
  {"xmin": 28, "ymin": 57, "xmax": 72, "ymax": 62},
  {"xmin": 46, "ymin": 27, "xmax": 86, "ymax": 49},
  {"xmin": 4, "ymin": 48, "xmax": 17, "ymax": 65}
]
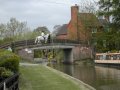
[
  {"xmin": 95, "ymin": 0, "xmax": 120, "ymax": 52},
  {"xmin": 47, "ymin": 34, "xmax": 51, "ymax": 43},
  {"xmin": 0, "ymin": 37, "xmax": 13, "ymax": 45},
  {"xmin": 0, "ymin": 67, "xmax": 13, "ymax": 78},
  {"xmin": 34, "ymin": 50, "xmax": 43, "ymax": 58},
  {"xmin": 34, "ymin": 26, "xmax": 50, "ymax": 34},
  {"xmin": 98, "ymin": 0, "xmax": 120, "ymax": 30},
  {"xmin": 0, "ymin": 67, "xmax": 5, "ymax": 76},
  {"xmin": 0, "ymin": 50, "xmax": 20, "ymax": 72},
  {"xmin": 92, "ymin": 30, "xmax": 120, "ymax": 52}
]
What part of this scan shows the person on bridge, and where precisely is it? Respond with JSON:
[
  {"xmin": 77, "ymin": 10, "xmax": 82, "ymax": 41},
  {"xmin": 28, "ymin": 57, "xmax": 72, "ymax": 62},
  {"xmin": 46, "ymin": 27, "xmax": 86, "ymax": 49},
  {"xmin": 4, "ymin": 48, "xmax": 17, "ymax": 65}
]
[{"xmin": 41, "ymin": 31, "xmax": 45, "ymax": 37}]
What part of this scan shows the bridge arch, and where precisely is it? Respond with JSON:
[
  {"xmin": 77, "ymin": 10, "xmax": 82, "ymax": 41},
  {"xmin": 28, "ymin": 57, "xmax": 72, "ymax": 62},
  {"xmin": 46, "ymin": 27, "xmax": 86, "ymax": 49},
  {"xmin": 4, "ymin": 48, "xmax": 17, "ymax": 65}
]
[{"xmin": 32, "ymin": 45, "xmax": 74, "ymax": 64}]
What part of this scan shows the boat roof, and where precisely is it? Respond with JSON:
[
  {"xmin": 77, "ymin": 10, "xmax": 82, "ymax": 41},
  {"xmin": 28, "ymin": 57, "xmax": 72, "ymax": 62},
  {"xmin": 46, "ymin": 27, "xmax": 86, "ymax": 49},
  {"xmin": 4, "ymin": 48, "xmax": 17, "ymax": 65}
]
[{"xmin": 96, "ymin": 53, "xmax": 120, "ymax": 55}]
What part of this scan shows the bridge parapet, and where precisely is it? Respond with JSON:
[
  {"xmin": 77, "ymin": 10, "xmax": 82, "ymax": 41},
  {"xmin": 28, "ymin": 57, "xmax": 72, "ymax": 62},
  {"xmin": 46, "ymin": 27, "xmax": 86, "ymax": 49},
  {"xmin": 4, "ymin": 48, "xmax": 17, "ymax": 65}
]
[
  {"xmin": 31, "ymin": 45, "xmax": 74, "ymax": 50},
  {"xmin": 0, "ymin": 39, "xmax": 89, "ymax": 49}
]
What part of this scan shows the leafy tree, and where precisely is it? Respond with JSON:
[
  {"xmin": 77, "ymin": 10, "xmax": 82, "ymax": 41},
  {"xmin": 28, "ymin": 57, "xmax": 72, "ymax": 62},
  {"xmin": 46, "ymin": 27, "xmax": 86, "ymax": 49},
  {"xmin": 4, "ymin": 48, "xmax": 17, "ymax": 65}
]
[
  {"xmin": 34, "ymin": 26, "xmax": 50, "ymax": 35},
  {"xmin": 98, "ymin": 0, "xmax": 120, "ymax": 30},
  {"xmin": 27, "ymin": 26, "xmax": 50, "ymax": 40},
  {"xmin": 94, "ymin": 0, "xmax": 120, "ymax": 52}
]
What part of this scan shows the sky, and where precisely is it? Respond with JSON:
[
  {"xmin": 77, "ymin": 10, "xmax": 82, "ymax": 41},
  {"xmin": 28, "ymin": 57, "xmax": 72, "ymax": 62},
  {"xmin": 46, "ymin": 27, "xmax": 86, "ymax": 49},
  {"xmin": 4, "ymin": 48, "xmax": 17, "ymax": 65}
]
[{"xmin": 0, "ymin": 0, "xmax": 98, "ymax": 31}]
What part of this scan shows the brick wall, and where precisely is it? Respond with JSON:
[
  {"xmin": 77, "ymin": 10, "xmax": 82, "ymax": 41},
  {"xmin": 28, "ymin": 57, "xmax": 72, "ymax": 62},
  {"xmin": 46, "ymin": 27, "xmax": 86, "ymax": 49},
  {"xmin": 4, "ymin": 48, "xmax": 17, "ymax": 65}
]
[
  {"xmin": 56, "ymin": 34, "xmax": 67, "ymax": 39},
  {"xmin": 73, "ymin": 45, "xmax": 93, "ymax": 60}
]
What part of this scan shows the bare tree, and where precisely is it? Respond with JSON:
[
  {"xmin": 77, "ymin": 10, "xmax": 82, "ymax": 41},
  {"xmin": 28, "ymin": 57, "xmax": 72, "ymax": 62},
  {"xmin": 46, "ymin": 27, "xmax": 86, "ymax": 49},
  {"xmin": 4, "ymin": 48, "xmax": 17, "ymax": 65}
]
[
  {"xmin": 79, "ymin": 0, "xmax": 97, "ymax": 14},
  {"xmin": 7, "ymin": 18, "xmax": 19, "ymax": 37},
  {"xmin": 52, "ymin": 25, "xmax": 61, "ymax": 37},
  {"xmin": 0, "ymin": 18, "xmax": 30, "ymax": 41},
  {"xmin": 6, "ymin": 18, "xmax": 29, "ymax": 40},
  {"xmin": 0, "ymin": 24, "xmax": 6, "ymax": 40}
]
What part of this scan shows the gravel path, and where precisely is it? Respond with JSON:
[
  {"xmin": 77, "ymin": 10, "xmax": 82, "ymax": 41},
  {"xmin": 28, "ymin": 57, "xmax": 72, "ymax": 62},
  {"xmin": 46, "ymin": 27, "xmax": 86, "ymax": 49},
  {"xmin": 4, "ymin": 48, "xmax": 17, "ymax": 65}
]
[{"xmin": 20, "ymin": 63, "xmax": 39, "ymax": 66}]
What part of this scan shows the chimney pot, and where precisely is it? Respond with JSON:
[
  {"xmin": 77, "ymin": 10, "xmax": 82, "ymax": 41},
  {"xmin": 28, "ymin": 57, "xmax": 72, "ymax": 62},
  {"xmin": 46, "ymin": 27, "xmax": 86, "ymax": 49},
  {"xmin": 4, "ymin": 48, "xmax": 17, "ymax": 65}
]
[{"xmin": 71, "ymin": 5, "xmax": 79, "ymax": 20}]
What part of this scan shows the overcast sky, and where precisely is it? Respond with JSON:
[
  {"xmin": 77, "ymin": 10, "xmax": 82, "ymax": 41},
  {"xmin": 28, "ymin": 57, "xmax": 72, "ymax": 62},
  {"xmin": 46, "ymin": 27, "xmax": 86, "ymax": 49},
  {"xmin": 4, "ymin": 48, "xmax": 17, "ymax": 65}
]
[{"xmin": 0, "ymin": 0, "xmax": 98, "ymax": 31}]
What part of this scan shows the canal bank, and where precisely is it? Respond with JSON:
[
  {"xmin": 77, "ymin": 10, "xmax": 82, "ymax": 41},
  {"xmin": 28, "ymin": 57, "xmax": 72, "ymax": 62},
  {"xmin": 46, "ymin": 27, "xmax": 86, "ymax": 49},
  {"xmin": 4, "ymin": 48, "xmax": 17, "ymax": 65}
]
[
  {"xmin": 49, "ymin": 63, "xmax": 120, "ymax": 90},
  {"xmin": 45, "ymin": 65, "xmax": 96, "ymax": 90},
  {"xmin": 20, "ymin": 64, "xmax": 95, "ymax": 90}
]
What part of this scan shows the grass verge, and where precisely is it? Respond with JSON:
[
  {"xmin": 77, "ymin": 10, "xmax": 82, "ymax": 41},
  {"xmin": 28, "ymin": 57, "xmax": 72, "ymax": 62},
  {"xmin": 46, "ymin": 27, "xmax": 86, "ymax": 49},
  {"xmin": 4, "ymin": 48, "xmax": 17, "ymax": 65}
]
[{"xmin": 20, "ymin": 65, "xmax": 81, "ymax": 90}]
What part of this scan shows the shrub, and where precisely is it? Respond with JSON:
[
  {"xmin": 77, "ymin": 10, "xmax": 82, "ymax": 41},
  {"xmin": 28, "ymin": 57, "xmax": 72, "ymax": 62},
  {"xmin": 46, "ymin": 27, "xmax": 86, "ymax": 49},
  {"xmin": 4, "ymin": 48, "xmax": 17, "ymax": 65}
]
[
  {"xmin": 0, "ymin": 49, "xmax": 20, "ymax": 72},
  {"xmin": 0, "ymin": 67, "xmax": 13, "ymax": 78},
  {"xmin": 0, "ymin": 67, "xmax": 5, "ymax": 76},
  {"xmin": 111, "ymin": 50, "xmax": 118, "ymax": 53},
  {"xmin": 34, "ymin": 50, "xmax": 43, "ymax": 58}
]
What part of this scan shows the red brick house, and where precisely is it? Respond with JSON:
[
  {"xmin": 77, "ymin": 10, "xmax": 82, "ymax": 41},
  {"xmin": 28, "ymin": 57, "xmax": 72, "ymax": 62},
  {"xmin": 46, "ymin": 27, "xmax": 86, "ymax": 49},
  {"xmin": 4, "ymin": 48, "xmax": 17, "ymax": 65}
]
[{"xmin": 56, "ymin": 5, "xmax": 104, "ymax": 42}]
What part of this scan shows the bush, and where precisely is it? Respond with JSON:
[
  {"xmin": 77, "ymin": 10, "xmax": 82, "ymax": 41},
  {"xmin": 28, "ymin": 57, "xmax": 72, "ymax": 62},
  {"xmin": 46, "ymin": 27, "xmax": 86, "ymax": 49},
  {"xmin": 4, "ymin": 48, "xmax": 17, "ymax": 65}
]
[
  {"xmin": 0, "ymin": 49, "xmax": 20, "ymax": 72},
  {"xmin": 34, "ymin": 50, "xmax": 43, "ymax": 58},
  {"xmin": 0, "ymin": 67, "xmax": 13, "ymax": 78},
  {"xmin": 0, "ymin": 67, "xmax": 5, "ymax": 76},
  {"xmin": 110, "ymin": 50, "xmax": 118, "ymax": 53}
]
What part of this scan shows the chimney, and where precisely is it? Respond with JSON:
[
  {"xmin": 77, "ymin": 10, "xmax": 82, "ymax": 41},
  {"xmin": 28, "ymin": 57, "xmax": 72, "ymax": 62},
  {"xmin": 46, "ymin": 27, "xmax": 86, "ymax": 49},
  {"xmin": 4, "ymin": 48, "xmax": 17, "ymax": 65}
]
[{"xmin": 71, "ymin": 4, "xmax": 79, "ymax": 22}]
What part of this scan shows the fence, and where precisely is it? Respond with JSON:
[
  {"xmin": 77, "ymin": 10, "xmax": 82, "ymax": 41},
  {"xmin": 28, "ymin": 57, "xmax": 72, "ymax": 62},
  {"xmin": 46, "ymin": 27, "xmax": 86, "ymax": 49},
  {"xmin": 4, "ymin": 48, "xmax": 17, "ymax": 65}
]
[
  {"xmin": 0, "ymin": 39, "xmax": 89, "ymax": 49},
  {"xmin": 0, "ymin": 73, "xmax": 19, "ymax": 90}
]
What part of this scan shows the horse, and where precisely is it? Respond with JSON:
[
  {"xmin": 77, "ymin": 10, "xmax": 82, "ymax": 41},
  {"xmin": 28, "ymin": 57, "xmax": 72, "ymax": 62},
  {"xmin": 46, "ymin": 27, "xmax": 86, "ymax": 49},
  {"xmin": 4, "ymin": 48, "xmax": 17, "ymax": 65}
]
[
  {"xmin": 35, "ymin": 34, "xmax": 50, "ymax": 44},
  {"xmin": 35, "ymin": 35, "xmax": 44, "ymax": 44}
]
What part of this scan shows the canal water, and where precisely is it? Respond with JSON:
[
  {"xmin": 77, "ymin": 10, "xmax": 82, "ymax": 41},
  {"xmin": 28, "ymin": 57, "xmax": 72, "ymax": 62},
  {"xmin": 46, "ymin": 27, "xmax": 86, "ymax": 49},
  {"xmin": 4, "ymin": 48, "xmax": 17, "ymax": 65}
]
[{"xmin": 49, "ymin": 63, "xmax": 120, "ymax": 90}]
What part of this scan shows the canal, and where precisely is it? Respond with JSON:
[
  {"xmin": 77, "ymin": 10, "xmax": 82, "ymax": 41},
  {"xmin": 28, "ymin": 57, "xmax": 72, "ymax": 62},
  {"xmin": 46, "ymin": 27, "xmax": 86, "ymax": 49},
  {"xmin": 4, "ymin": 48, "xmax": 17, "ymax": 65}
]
[{"xmin": 49, "ymin": 63, "xmax": 120, "ymax": 90}]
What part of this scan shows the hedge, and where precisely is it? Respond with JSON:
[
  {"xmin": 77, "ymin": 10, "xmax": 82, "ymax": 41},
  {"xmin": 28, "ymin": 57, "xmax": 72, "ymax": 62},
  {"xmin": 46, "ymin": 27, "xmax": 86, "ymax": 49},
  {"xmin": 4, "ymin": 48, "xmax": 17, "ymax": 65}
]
[
  {"xmin": 0, "ymin": 67, "xmax": 13, "ymax": 78},
  {"xmin": 0, "ymin": 49, "xmax": 20, "ymax": 73}
]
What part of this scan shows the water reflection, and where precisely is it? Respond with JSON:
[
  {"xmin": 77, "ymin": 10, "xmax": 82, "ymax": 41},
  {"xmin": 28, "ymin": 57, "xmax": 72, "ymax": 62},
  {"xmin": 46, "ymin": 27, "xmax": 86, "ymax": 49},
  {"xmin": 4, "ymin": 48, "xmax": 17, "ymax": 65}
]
[
  {"xmin": 94, "ymin": 66, "xmax": 120, "ymax": 90},
  {"xmin": 49, "ymin": 63, "xmax": 120, "ymax": 90}
]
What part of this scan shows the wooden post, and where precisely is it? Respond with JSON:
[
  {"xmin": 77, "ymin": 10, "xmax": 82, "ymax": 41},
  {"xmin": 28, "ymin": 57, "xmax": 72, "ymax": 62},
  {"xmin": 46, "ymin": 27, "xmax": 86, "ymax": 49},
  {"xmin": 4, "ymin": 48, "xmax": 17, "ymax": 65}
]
[{"xmin": 4, "ymin": 82, "xmax": 6, "ymax": 90}]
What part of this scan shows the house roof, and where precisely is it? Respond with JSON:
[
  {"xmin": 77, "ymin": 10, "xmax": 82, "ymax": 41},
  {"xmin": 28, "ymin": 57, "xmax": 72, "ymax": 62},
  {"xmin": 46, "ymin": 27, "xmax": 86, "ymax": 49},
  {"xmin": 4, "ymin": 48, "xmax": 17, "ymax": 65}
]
[
  {"xmin": 56, "ymin": 24, "xmax": 67, "ymax": 35},
  {"xmin": 78, "ymin": 13, "xmax": 102, "ymax": 27},
  {"xmin": 56, "ymin": 13, "xmax": 104, "ymax": 36}
]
